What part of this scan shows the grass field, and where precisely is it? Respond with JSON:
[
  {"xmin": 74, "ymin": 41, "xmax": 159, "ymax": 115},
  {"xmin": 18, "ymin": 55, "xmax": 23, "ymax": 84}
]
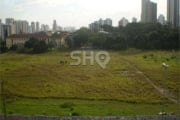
[{"xmin": 0, "ymin": 50, "xmax": 179, "ymax": 116}]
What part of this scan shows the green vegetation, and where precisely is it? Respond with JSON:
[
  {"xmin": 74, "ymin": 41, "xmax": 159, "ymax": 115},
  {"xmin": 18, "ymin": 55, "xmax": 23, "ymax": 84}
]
[
  {"xmin": 22, "ymin": 38, "xmax": 49, "ymax": 53},
  {"xmin": 0, "ymin": 98, "xmax": 179, "ymax": 116},
  {"xmin": 67, "ymin": 23, "xmax": 179, "ymax": 50},
  {"xmin": 0, "ymin": 41, "xmax": 8, "ymax": 53},
  {"xmin": 0, "ymin": 50, "xmax": 179, "ymax": 116}
]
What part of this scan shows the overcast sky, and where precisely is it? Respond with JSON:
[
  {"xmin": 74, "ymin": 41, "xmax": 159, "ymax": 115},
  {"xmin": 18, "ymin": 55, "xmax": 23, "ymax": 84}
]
[{"xmin": 0, "ymin": 0, "xmax": 167, "ymax": 28}]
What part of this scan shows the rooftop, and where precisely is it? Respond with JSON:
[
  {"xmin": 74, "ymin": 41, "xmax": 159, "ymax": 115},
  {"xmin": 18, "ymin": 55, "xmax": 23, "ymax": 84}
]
[{"xmin": 8, "ymin": 32, "xmax": 49, "ymax": 39}]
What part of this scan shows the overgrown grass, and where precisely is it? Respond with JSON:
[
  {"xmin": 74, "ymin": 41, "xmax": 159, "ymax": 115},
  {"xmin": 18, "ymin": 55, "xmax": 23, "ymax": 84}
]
[
  {"xmin": 0, "ymin": 50, "xmax": 179, "ymax": 116},
  {"xmin": 0, "ymin": 98, "xmax": 179, "ymax": 116},
  {"xmin": 120, "ymin": 50, "xmax": 180, "ymax": 99}
]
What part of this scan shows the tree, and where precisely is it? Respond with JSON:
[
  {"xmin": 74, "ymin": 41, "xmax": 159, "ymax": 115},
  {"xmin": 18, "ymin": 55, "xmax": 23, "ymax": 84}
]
[
  {"xmin": 24, "ymin": 38, "xmax": 48, "ymax": 53},
  {"xmin": 33, "ymin": 41, "xmax": 48, "ymax": 53},
  {"xmin": 72, "ymin": 28, "xmax": 92, "ymax": 48},
  {"xmin": 69, "ymin": 23, "xmax": 179, "ymax": 50},
  {"xmin": 0, "ymin": 41, "xmax": 7, "ymax": 53},
  {"xmin": 24, "ymin": 37, "xmax": 39, "ymax": 48}
]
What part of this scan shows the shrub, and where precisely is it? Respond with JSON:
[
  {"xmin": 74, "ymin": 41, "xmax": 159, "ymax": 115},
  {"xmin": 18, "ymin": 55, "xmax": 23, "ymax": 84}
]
[
  {"xmin": 33, "ymin": 41, "xmax": 48, "ymax": 53},
  {"xmin": 143, "ymin": 55, "xmax": 147, "ymax": 59},
  {"xmin": 8, "ymin": 111, "xmax": 13, "ymax": 114},
  {"xmin": 60, "ymin": 102, "xmax": 75, "ymax": 109},
  {"xmin": 10, "ymin": 44, "xmax": 18, "ymax": 51},
  {"xmin": 71, "ymin": 112, "xmax": 80, "ymax": 116},
  {"xmin": 24, "ymin": 38, "xmax": 48, "ymax": 54},
  {"xmin": 149, "ymin": 53, "xmax": 154, "ymax": 58},
  {"xmin": 0, "ymin": 41, "xmax": 8, "ymax": 53},
  {"xmin": 171, "ymin": 55, "xmax": 176, "ymax": 59}
]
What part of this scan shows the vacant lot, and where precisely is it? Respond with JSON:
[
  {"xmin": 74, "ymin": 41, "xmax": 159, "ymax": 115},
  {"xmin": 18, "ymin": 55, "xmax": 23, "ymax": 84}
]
[{"xmin": 0, "ymin": 50, "xmax": 179, "ymax": 115}]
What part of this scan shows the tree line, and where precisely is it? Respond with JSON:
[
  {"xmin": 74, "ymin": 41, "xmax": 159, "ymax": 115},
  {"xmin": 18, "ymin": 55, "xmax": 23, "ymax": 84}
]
[
  {"xmin": 0, "ymin": 23, "xmax": 179, "ymax": 53},
  {"xmin": 66, "ymin": 23, "xmax": 179, "ymax": 50}
]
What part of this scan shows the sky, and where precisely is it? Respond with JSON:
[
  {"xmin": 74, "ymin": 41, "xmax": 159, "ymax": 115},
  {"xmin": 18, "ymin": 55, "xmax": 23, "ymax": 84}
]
[{"xmin": 0, "ymin": 0, "xmax": 167, "ymax": 29}]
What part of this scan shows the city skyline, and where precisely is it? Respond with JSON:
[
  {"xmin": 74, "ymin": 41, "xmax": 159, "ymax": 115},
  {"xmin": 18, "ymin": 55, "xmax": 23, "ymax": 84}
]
[{"xmin": 0, "ymin": 0, "xmax": 167, "ymax": 28}]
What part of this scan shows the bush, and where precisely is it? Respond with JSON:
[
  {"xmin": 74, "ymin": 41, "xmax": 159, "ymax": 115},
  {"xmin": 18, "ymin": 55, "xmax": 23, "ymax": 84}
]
[
  {"xmin": 33, "ymin": 41, "xmax": 48, "ymax": 53},
  {"xmin": 0, "ymin": 41, "xmax": 8, "ymax": 53},
  {"xmin": 149, "ymin": 53, "xmax": 154, "ymax": 58},
  {"xmin": 24, "ymin": 38, "xmax": 48, "ymax": 53},
  {"xmin": 10, "ymin": 44, "xmax": 18, "ymax": 51},
  {"xmin": 143, "ymin": 55, "xmax": 147, "ymax": 59},
  {"xmin": 24, "ymin": 38, "xmax": 39, "ymax": 48},
  {"xmin": 171, "ymin": 55, "xmax": 176, "ymax": 59},
  {"xmin": 60, "ymin": 102, "xmax": 75, "ymax": 109},
  {"xmin": 71, "ymin": 112, "xmax": 80, "ymax": 116}
]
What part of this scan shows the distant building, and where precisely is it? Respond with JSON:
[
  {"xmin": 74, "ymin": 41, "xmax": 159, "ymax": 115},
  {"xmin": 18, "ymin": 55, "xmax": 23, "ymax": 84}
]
[
  {"xmin": 119, "ymin": 17, "xmax": 129, "ymax": 27},
  {"xmin": 0, "ymin": 24, "xmax": 4, "ymax": 41},
  {"xmin": 141, "ymin": 0, "xmax": 157, "ymax": 23},
  {"xmin": 64, "ymin": 27, "xmax": 76, "ymax": 33},
  {"xmin": 14, "ymin": 20, "xmax": 29, "ymax": 34},
  {"xmin": 10, "ymin": 23, "xmax": 16, "ymax": 35},
  {"xmin": 141, "ymin": 0, "xmax": 149, "ymax": 22},
  {"xmin": 53, "ymin": 20, "xmax": 57, "ymax": 32},
  {"xmin": 104, "ymin": 18, "xmax": 113, "ymax": 26},
  {"xmin": 36, "ymin": 21, "xmax": 40, "ymax": 32},
  {"xmin": 89, "ymin": 21, "xmax": 101, "ymax": 31},
  {"xmin": 14, "ymin": 21, "xmax": 21, "ymax": 34},
  {"xmin": 132, "ymin": 17, "xmax": 137, "ymax": 23},
  {"xmin": 97, "ymin": 18, "xmax": 113, "ymax": 26},
  {"xmin": 158, "ymin": 14, "xmax": 166, "ymax": 25},
  {"xmin": 41, "ymin": 24, "xmax": 46, "ymax": 31},
  {"xmin": 6, "ymin": 32, "xmax": 68, "ymax": 48},
  {"xmin": 6, "ymin": 32, "xmax": 51, "ymax": 48},
  {"xmin": 41, "ymin": 24, "xmax": 49, "ymax": 32},
  {"xmin": 0, "ymin": 22, "xmax": 2, "ymax": 40},
  {"xmin": 0, "ymin": 24, "xmax": 11, "ymax": 41},
  {"xmin": 31, "ymin": 22, "xmax": 36, "ymax": 33},
  {"xmin": 98, "ymin": 18, "xmax": 104, "ymax": 26},
  {"xmin": 57, "ymin": 26, "xmax": 63, "ymax": 31},
  {"xmin": 45, "ymin": 25, "xmax": 50, "ymax": 31},
  {"xmin": 5, "ymin": 18, "xmax": 16, "ymax": 35},
  {"xmin": 167, "ymin": 0, "xmax": 179, "ymax": 27},
  {"xmin": 28, "ymin": 26, "xmax": 32, "ymax": 33},
  {"xmin": 179, "ymin": 15, "xmax": 180, "ymax": 27},
  {"xmin": 89, "ymin": 18, "xmax": 113, "ymax": 31},
  {"xmin": 51, "ymin": 32, "xmax": 68, "ymax": 47},
  {"xmin": 5, "ymin": 18, "xmax": 14, "ymax": 25},
  {"xmin": 22, "ymin": 21, "xmax": 29, "ymax": 33}
]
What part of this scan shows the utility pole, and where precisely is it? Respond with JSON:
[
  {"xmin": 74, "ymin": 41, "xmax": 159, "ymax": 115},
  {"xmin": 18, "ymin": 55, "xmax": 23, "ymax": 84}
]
[
  {"xmin": 1, "ymin": 80, "xmax": 6, "ymax": 120},
  {"xmin": 161, "ymin": 63, "xmax": 169, "ymax": 120}
]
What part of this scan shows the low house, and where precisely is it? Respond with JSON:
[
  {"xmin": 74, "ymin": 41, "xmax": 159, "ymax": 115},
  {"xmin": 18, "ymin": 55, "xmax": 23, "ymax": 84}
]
[
  {"xmin": 51, "ymin": 32, "xmax": 68, "ymax": 48},
  {"xmin": 6, "ymin": 32, "xmax": 51, "ymax": 48}
]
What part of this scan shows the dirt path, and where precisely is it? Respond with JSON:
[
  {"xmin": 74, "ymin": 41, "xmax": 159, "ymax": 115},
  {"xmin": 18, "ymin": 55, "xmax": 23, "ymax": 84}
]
[{"xmin": 122, "ymin": 57, "xmax": 178, "ymax": 104}]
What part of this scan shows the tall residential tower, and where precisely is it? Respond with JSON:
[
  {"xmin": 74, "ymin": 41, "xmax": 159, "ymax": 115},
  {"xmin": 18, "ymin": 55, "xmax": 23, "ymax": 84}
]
[
  {"xmin": 141, "ymin": 0, "xmax": 157, "ymax": 23},
  {"xmin": 167, "ymin": 0, "xmax": 179, "ymax": 27},
  {"xmin": 53, "ymin": 20, "xmax": 57, "ymax": 32}
]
